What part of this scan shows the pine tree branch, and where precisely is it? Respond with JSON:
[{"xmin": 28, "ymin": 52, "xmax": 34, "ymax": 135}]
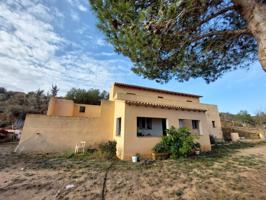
[
  {"xmin": 189, "ymin": 29, "xmax": 250, "ymax": 44},
  {"xmin": 199, "ymin": 5, "xmax": 237, "ymax": 26},
  {"xmin": 170, "ymin": 6, "xmax": 238, "ymax": 37}
]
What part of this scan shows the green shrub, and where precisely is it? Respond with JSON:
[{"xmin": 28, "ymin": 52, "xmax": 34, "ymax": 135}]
[
  {"xmin": 153, "ymin": 127, "xmax": 197, "ymax": 158},
  {"xmin": 193, "ymin": 142, "xmax": 201, "ymax": 150},
  {"xmin": 209, "ymin": 134, "xmax": 216, "ymax": 144},
  {"xmin": 98, "ymin": 140, "xmax": 117, "ymax": 160},
  {"xmin": 153, "ymin": 142, "xmax": 169, "ymax": 153}
]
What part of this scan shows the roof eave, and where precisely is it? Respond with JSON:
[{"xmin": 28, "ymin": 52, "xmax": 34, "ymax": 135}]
[
  {"xmin": 125, "ymin": 100, "xmax": 207, "ymax": 112},
  {"xmin": 114, "ymin": 82, "xmax": 202, "ymax": 98}
]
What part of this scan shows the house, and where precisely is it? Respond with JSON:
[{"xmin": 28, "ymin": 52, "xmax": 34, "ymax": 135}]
[{"xmin": 16, "ymin": 83, "xmax": 223, "ymax": 160}]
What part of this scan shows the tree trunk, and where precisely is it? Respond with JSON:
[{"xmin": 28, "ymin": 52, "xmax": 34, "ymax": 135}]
[{"xmin": 233, "ymin": 0, "xmax": 266, "ymax": 71}]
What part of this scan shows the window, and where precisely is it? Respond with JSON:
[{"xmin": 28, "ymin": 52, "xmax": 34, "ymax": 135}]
[
  {"xmin": 212, "ymin": 121, "xmax": 216, "ymax": 128},
  {"xmin": 179, "ymin": 119, "xmax": 185, "ymax": 128},
  {"xmin": 186, "ymin": 100, "xmax": 192, "ymax": 102},
  {"xmin": 116, "ymin": 118, "xmax": 121, "ymax": 136},
  {"xmin": 158, "ymin": 96, "xmax": 164, "ymax": 99},
  {"xmin": 192, "ymin": 120, "xmax": 199, "ymax": 129},
  {"xmin": 137, "ymin": 117, "xmax": 152, "ymax": 129},
  {"xmin": 79, "ymin": 106, "xmax": 86, "ymax": 113}
]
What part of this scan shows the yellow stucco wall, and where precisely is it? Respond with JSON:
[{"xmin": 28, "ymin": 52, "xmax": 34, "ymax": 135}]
[
  {"xmin": 121, "ymin": 103, "xmax": 212, "ymax": 160},
  {"xmin": 110, "ymin": 85, "xmax": 200, "ymax": 103},
  {"xmin": 47, "ymin": 98, "xmax": 101, "ymax": 118},
  {"xmin": 49, "ymin": 98, "xmax": 74, "ymax": 117},
  {"xmin": 203, "ymin": 104, "xmax": 223, "ymax": 139},
  {"xmin": 47, "ymin": 97, "xmax": 56, "ymax": 116},
  {"xmin": 73, "ymin": 104, "xmax": 101, "ymax": 118},
  {"xmin": 113, "ymin": 100, "xmax": 126, "ymax": 159},
  {"xmin": 17, "ymin": 101, "xmax": 114, "ymax": 153}
]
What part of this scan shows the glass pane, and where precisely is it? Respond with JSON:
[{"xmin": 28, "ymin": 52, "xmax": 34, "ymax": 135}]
[
  {"xmin": 147, "ymin": 118, "xmax": 152, "ymax": 129},
  {"xmin": 179, "ymin": 119, "xmax": 184, "ymax": 128}
]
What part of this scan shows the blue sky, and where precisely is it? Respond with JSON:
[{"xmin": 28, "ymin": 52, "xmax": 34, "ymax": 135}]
[{"xmin": 0, "ymin": 0, "xmax": 265, "ymax": 115}]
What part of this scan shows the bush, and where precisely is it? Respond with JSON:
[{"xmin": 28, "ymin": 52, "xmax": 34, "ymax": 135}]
[
  {"xmin": 209, "ymin": 134, "xmax": 216, "ymax": 144},
  {"xmin": 153, "ymin": 127, "xmax": 196, "ymax": 158},
  {"xmin": 222, "ymin": 128, "xmax": 232, "ymax": 142},
  {"xmin": 153, "ymin": 142, "xmax": 169, "ymax": 153},
  {"xmin": 193, "ymin": 142, "xmax": 201, "ymax": 150},
  {"xmin": 98, "ymin": 140, "xmax": 117, "ymax": 160},
  {"xmin": 0, "ymin": 121, "xmax": 11, "ymax": 128}
]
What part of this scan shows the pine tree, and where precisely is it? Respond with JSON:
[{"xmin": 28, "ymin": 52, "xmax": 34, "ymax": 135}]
[{"xmin": 89, "ymin": 0, "xmax": 266, "ymax": 83}]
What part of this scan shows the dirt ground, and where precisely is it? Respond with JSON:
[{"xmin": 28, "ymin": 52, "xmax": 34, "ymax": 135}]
[{"xmin": 1, "ymin": 142, "xmax": 266, "ymax": 200}]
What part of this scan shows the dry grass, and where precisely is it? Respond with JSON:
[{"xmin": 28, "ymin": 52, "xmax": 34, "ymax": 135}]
[{"xmin": 0, "ymin": 142, "xmax": 266, "ymax": 200}]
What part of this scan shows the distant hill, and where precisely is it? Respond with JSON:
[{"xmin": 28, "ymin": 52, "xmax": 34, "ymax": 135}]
[
  {"xmin": 0, "ymin": 88, "xmax": 49, "ymax": 128},
  {"xmin": 0, "ymin": 86, "xmax": 109, "ymax": 128},
  {"xmin": 220, "ymin": 111, "xmax": 266, "ymax": 129}
]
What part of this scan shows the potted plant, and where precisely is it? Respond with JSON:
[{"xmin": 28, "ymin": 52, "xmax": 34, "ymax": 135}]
[
  {"xmin": 152, "ymin": 142, "xmax": 169, "ymax": 160},
  {"xmin": 193, "ymin": 142, "xmax": 201, "ymax": 155},
  {"xmin": 132, "ymin": 153, "xmax": 140, "ymax": 163}
]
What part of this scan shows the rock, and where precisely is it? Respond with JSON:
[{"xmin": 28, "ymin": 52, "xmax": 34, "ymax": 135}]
[
  {"xmin": 231, "ymin": 132, "xmax": 240, "ymax": 142},
  {"xmin": 65, "ymin": 184, "xmax": 75, "ymax": 190}
]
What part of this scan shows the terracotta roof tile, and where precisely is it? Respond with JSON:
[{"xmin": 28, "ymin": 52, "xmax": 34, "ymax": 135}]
[{"xmin": 125, "ymin": 100, "xmax": 206, "ymax": 112}]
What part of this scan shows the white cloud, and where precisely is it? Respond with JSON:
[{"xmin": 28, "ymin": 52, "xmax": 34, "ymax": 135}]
[
  {"xmin": 54, "ymin": 8, "xmax": 65, "ymax": 19},
  {"xmin": 77, "ymin": 4, "xmax": 87, "ymax": 12},
  {"xmin": 96, "ymin": 38, "xmax": 106, "ymax": 46},
  {"xmin": 0, "ymin": 0, "xmax": 130, "ymax": 95},
  {"xmin": 67, "ymin": 0, "xmax": 88, "ymax": 12},
  {"xmin": 70, "ymin": 11, "xmax": 80, "ymax": 21},
  {"xmin": 75, "ymin": 26, "xmax": 92, "ymax": 36},
  {"xmin": 98, "ymin": 52, "xmax": 116, "ymax": 56}
]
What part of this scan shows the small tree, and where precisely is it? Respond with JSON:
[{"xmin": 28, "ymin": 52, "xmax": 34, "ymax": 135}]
[
  {"xmin": 153, "ymin": 127, "xmax": 196, "ymax": 158},
  {"xmin": 235, "ymin": 110, "xmax": 255, "ymax": 126},
  {"xmin": 254, "ymin": 111, "xmax": 266, "ymax": 127},
  {"xmin": 0, "ymin": 88, "xmax": 50, "ymax": 127},
  {"xmin": 50, "ymin": 85, "xmax": 59, "ymax": 97},
  {"xmin": 0, "ymin": 87, "xmax": 6, "ymax": 93},
  {"xmin": 65, "ymin": 88, "xmax": 109, "ymax": 105},
  {"xmin": 99, "ymin": 140, "xmax": 117, "ymax": 160}
]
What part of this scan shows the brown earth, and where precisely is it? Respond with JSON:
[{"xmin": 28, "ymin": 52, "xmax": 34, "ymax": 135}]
[{"xmin": 0, "ymin": 142, "xmax": 266, "ymax": 200}]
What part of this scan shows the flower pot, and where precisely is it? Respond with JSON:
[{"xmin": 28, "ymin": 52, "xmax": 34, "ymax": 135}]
[
  {"xmin": 152, "ymin": 152, "xmax": 169, "ymax": 160},
  {"xmin": 132, "ymin": 156, "xmax": 138, "ymax": 163}
]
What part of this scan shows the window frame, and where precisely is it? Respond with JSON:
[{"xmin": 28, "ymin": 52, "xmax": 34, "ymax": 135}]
[
  {"xmin": 179, "ymin": 119, "xmax": 185, "ymax": 128},
  {"xmin": 116, "ymin": 117, "xmax": 121, "ymax": 136},
  {"xmin": 192, "ymin": 120, "xmax": 199, "ymax": 129},
  {"xmin": 79, "ymin": 106, "xmax": 86, "ymax": 113},
  {"xmin": 137, "ymin": 117, "xmax": 152, "ymax": 130},
  {"xmin": 212, "ymin": 121, "xmax": 216, "ymax": 128}
]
